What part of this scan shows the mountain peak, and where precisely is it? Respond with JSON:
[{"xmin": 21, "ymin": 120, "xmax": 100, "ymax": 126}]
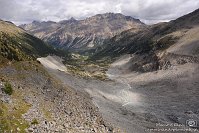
[
  {"xmin": 86, "ymin": 13, "xmax": 143, "ymax": 24},
  {"xmin": 69, "ymin": 17, "xmax": 76, "ymax": 21},
  {"xmin": 58, "ymin": 17, "xmax": 77, "ymax": 24},
  {"xmin": 32, "ymin": 20, "xmax": 41, "ymax": 24},
  {"xmin": 90, "ymin": 12, "xmax": 126, "ymax": 19}
]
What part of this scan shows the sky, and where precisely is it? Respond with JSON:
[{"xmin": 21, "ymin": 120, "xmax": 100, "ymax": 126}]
[{"xmin": 0, "ymin": 0, "xmax": 199, "ymax": 25}]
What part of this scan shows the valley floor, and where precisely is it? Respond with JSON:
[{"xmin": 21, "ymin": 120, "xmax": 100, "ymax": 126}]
[{"xmin": 38, "ymin": 55, "xmax": 199, "ymax": 133}]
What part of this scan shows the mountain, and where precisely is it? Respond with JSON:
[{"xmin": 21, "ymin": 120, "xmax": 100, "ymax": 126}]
[
  {"xmin": 102, "ymin": 9, "xmax": 199, "ymax": 133},
  {"xmin": 20, "ymin": 13, "xmax": 145, "ymax": 53},
  {"xmin": 1, "ymin": 8, "xmax": 199, "ymax": 133},
  {"xmin": 0, "ymin": 19, "xmax": 115, "ymax": 132},
  {"xmin": 92, "ymin": 8, "xmax": 199, "ymax": 72},
  {"xmin": 0, "ymin": 20, "xmax": 56, "ymax": 62},
  {"xmin": 28, "ymin": 9, "xmax": 199, "ymax": 133},
  {"xmin": 170, "ymin": 8, "xmax": 199, "ymax": 29}
]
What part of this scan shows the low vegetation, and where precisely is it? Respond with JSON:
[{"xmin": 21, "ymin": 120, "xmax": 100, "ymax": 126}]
[
  {"xmin": 0, "ymin": 91, "xmax": 31, "ymax": 132},
  {"xmin": 31, "ymin": 119, "xmax": 39, "ymax": 125},
  {"xmin": 3, "ymin": 81, "xmax": 13, "ymax": 95},
  {"xmin": 64, "ymin": 53, "xmax": 111, "ymax": 80},
  {"xmin": 0, "ymin": 61, "xmax": 51, "ymax": 132}
]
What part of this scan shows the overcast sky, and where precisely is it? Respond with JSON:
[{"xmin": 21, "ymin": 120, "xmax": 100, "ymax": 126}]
[{"xmin": 0, "ymin": 0, "xmax": 199, "ymax": 25}]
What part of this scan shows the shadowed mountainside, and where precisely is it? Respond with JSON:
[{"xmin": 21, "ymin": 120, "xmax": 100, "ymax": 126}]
[{"xmin": 0, "ymin": 20, "xmax": 57, "ymax": 62}]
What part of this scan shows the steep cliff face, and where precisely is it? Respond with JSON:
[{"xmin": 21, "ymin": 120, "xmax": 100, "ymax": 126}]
[{"xmin": 20, "ymin": 13, "xmax": 145, "ymax": 53}]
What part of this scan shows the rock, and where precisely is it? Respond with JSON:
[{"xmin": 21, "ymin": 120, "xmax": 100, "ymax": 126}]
[
  {"xmin": 17, "ymin": 127, "xmax": 20, "ymax": 131},
  {"xmin": 0, "ymin": 82, "xmax": 4, "ymax": 89},
  {"xmin": 57, "ymin": 125, "xmax": 64, "ymax": 130},
  {"xmin": 28, "ymin": 128, "xmax": 34, "ymax": 132},
  {"xmin": 142, "ymin": 63, "xmax": 155, "ymax": 72},
  {"xmin": 1, "ymin": 96, "xmax": 12, "ymax": 103},
  {"xmin": 0, "ymin": 82, "xmax": 4, "ymax": 94}
]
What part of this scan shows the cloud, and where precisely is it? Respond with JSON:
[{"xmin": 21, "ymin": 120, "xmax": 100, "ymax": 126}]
[
  {"xmin": 121, "ymin": 0, "xmax": 199, "ymax": 24},
  {"xmin": 0, "ymin": 0, "xmax": 198, "ymax": 25}
]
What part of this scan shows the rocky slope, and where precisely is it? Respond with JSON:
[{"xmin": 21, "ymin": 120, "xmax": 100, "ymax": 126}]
[
  {"xmin": 0, "ymin": 20, "xmax": 118, "ymax": 132},
  {"xmin": 20, "ymin": 13, "xmax": 145, "ymax": 53},
  {"xmin": 99, "ymin": 8, "xmax": 199, "ymax": 132},
  {"xmin": 0, "ymin": 61, "xmax": 118, "ymax": 132}
]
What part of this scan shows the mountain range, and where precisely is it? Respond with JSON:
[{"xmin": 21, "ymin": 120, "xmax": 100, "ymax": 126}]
[
  {"xmin": 20, "ymin": 13, "xmax": 145, "ymax": 53},
  {"xmin": 0, "ymin": 8, "xmax": 199, "ymax": 133}
]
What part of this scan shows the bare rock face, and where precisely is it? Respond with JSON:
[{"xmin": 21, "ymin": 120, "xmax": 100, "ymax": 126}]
[{"xmin": 20, "ymin": 13, "xmax": 145, "ymax": 53}]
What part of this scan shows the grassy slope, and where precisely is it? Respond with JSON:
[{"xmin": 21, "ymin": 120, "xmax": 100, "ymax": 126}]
[
  {"xmin": 0, "ymin": 61, "xmax": 43, "ymax": 132},
  {"xmin": 0, "ymin": 20, "xmax": 54, "ymax": 132},
  {"xmin": 0, "ymin": 20, "xmax": 56, "ymax": 62}
]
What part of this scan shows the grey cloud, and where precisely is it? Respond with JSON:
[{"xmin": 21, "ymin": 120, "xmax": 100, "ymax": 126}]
[
  {"xmin": 0, "ymin": 0, "xmax": 198, "ymax": 25},
  {"xmin": 121, "ymin": 0, "xmax": 199, "ymax": 24},
  {"xmin": 0, "ymin": 0, "xmax": 43, "ymax": 22}
]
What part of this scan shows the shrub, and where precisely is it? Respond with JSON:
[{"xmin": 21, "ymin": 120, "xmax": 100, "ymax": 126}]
[
  {"xmin": 31, "ymin": 119, "xmax": 39, "ymax": 125},
  {"xmin": 3, "ymin": 82, "xmax": 13, "ymax": 95}
]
